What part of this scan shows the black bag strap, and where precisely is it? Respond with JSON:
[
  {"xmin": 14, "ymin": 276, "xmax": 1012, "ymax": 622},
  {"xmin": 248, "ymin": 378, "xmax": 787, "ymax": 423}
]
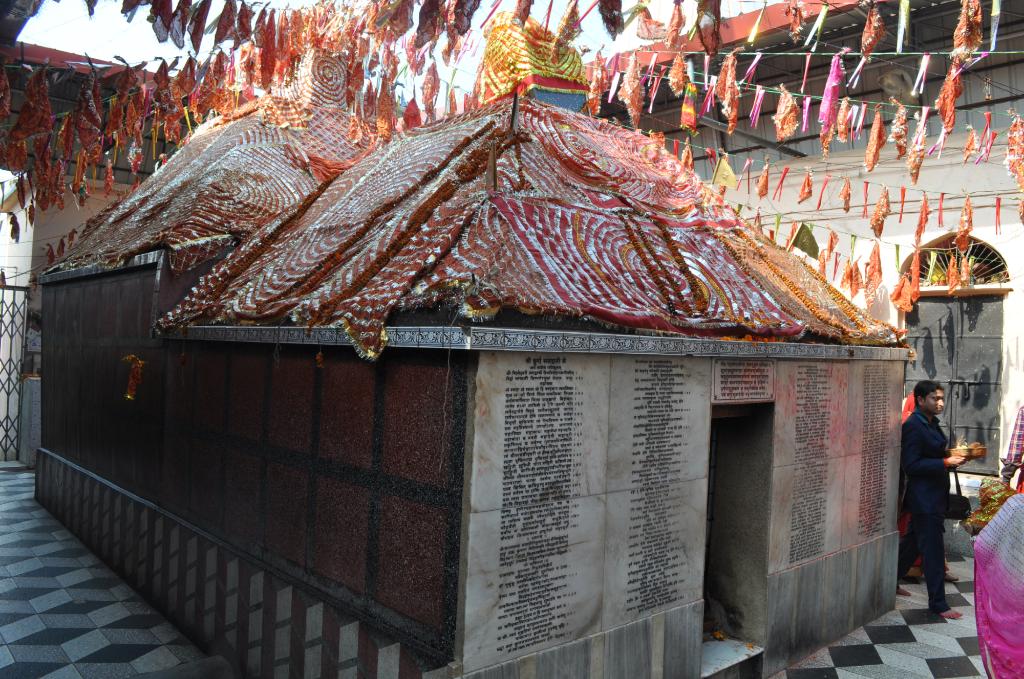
[{"xmin": 952, "ymin": 467, "xmax": 964, "ymax": 497}]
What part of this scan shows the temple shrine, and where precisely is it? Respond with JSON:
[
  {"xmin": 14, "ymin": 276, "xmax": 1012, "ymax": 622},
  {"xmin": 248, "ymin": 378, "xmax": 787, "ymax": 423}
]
[{"xmin": 35, "ymin": 12, "xmax": 907, "ymax": 679}]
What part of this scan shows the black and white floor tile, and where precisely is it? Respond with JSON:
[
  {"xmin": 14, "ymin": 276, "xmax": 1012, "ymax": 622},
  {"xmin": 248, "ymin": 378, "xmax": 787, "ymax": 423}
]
[
  {"xmin": 0, "ymin": 466, "xmax": 203, "ymax": 679},
  {"xmin": 781, "ymin": 554, "xmax": 983, "ymax": 679}
]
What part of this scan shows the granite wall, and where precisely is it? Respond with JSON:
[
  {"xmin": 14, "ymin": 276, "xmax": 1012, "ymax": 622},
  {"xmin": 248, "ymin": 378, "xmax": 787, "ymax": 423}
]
[{"xmin": 39, "ymin": 266, "xmax": 469, "ymax": 677}]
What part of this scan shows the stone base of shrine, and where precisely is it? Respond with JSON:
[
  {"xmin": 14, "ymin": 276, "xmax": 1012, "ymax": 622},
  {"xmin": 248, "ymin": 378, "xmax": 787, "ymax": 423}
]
[{"xmin": 34, "ymin": 450, "xmax": 445, "ymax": 679}]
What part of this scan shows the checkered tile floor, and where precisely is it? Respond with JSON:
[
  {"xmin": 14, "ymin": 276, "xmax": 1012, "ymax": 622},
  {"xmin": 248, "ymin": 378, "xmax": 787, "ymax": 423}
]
[
  {"xmin": 0, "ymin": 467, "xmax": 203, "ymax": 679},
  {"xmin": 779, "ymin": 554, "xmax": 983, "ymax": 679}
]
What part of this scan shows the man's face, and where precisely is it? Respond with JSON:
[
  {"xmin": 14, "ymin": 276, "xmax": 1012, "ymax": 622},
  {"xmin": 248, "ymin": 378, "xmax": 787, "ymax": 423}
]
[{"xmin": 917, "ymin": 389, "xmax": 945, "ymax": 417}]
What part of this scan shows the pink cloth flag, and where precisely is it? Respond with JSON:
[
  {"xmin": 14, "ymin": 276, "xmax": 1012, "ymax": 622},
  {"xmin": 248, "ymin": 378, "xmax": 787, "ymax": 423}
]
[{"xmin": 975, "ymin": 494, "xmax": 1024, "ymax": 678}]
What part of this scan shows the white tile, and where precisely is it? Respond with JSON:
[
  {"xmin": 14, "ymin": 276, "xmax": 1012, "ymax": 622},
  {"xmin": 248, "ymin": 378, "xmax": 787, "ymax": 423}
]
[
  {"xmin": 61, "ymin": 629, "xmax": 110, "ymax": 662},
  {"xmin": 873, "ymin": 644, "xmax": 934, "ymax": 676},
  {"xmin": 0, "ymin": 614, "xmax": 45, "ymax": 642},
  {"xmin": 29, "ymin": 589, "xmax": 72, "ymax": 613},
  {"xmin": 87, "ymin": 603, "xmax": 132, "ymax": 627},
  {"xmin": 130, "ymin": 646, "xmax": 182, "ymax": 673}
]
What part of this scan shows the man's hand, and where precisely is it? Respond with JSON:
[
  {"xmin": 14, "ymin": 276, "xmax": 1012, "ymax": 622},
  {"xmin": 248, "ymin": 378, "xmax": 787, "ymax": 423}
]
[{"xmin": 945, "ymin": 454, "xmax": 967, "ymax": 468}]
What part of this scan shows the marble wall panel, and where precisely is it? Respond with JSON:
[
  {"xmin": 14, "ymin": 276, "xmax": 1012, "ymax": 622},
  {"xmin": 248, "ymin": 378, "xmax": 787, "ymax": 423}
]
[
  {"xmin": 463, "ymin": 353, "xmax": 712, "ymax": 674},
  {"xmin": 469, "ymin": 353, "xmax": 611, "ymax": 514},
  {"xmin": 602, "ymin": 477, "xmax": 706, "ymax": 629},
  {"xmin": 461, "ymin": 495, "xmax": 606, "ymax": 673},
  {"xmin": 768, "ymin": 457, "xmax": 845, "ymax": 573},
  {"xmin": 843, "ymin": 362, "xmax": 903, "ymax": 551},
  {"xmin": 607, "ymin": 357, "xmax": 711, "ymax": 491},
  {"xmin": 772, "ymin": 361, "xmax": 849, "ymax": 469}
]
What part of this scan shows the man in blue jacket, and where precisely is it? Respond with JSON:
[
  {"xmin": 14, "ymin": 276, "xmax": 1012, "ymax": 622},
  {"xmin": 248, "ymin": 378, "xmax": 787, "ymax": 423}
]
[{"xmin": 896, "ymin": 380, "xmax": 966, "ymax": 619}]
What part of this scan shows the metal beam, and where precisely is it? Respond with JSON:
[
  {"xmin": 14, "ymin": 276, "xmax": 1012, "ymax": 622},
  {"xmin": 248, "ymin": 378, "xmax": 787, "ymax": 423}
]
[{"xmin": 697, "ymin": 116, "xmax": 807, "ymax": 158}]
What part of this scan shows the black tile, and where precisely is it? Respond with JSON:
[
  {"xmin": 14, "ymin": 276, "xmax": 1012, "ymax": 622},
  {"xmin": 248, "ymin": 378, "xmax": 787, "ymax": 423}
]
[
  {"xmin": 926, "ymin": 656, "xmax": 980, "ymax": 678},
  {"xmin": 0, "ymin": 556, "xmax": 36, "ymax": 565},
  {"xmin": 17, "ymin": 566, "xmax": 80, "ymax": 578},
  {"xmin": 78, "ymin": 643, "xmax": 162, "ymax": 663},
  {"xmin": 829, "ymin": 645, "xmax": 883, "ymax": 667},
  {"xmin": 104, "ymin": 613, "xmax": 166, "ymax": 629},
  {"xmin": 0, "ymin": 662, "xmax": 66, "ymax": 679},
  {"xmin": 864, "ymin": 625, "xmax": 916, "ymax": 645},
  {"xmin": 957, "ymin": 636, "xmax": 981, "ymax": 656},
  {"xmin": 67, "ymin": 578, "xmax": 122, "ymax": 590},
  {"xmin": 901, "ymin": 608, "xmax": 948, "ymax": 625},
  {"xmin": 44, "ymin": 600, "xmax": 111, "ymax": 614},
  {"xmin": 787, "ymin": 670, "xmax": 839, "ymax": 679},
  {"xmin": 945, "ymin": 593, "xmax": 971, "ymax": 608},
  {"xmin": 42, "ymin": 549, "xmax": 89, "ymax": 559},
  {"xmin": 0, "ymin": 539, "xmax": 52, "ymax": 548},
  {"xmin": 0, "ymin": 611, "xmax": 34, "ymax": 626},
  {"xmin": 16, "ymin": 626, "xmax": 90, "ymax": 645},
  {"xmin": 955, "ymin": 581, "xmax": 975, "ymax": 593},
  {"xmin": 0, "ymin": 587, "xmax": 61, "ymax": 601}
]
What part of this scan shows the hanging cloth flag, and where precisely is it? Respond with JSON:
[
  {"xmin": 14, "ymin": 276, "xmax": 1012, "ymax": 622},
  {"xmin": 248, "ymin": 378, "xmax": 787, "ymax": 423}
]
[
  {"xmin": 673, "ymin": 138, "xmax": 680, "ymax": 158},
  {"xmin": 748, "ymin": 3, "xmax": 765, "ymax": 44},
  {"xmin": 891, "ymin": 274, "xmax": 913, "ymax": 312},
  {"xmin": 757, "ymin": 160, "xmax": 770, "ymax": 198},
  {"xmin": 839, "ymin": 177, "xmax": 851, "ymax": 212},
  {"xmin": 862, "ymin": 181, "xmax": 869, "ymax": 218},
  {"xmin": 865, "ymin": 241, "xmax": 883, "ymax": 301},
  {"xmin": 772, "ymin": 166, "xmax": 791, "ymax": 200},
  {"xmin": 898, "ymin": 186, "xmax": 907, "ymax": 222},
  {"xmin": 963, "ymin": 126, "xmax": 978, "ymax": 163},
  {"xmin": 991, "ymin": 0, "xmax": 1001, "ymax": 50},
  {"xmin": 740, "ymin": 158, "xmax": 754, "ymax": 192},
  {"xmin": 804, "ymin": 3, "xmax": 828, "ymax": 49},
  {"xmin": 749, "ymin": 85, "xmax": 766, "ymax": 128},
  {"xmin": 864, "ymin": 105, "xmax": 886, "ymax": 172},
  {"xmin": 995, "ymin": 197, "xmax": 1002, "ymax": 234},
  {"xmin": 938, "ymin": 192, "xmax": 945, "ymax": 227},
  {"xmin": 797, "ymin": 170, "xmax": 813, "ymax": 203},
  {"xmin": 896, "ymin": 0, "xmax": 910, "ymax": 53},
  {"xmin": 914, "ymin": 192, "xmax": 929, "ymax": 246},
  {"xmin": 791, "ymin": 223, "xmax": 820, "ymax": 258},
  {"xmin": 618, "ymin": 53, "xmax": 643, "ymax": 128},
  {"xmin": 952, "ymin": 0, "xmax": 983, "ymax": 57},
  {"xmin": 836, "ymin": 98, "xmax": 852, "ymax": 141},
  {"xmin": 802, "ymin": 95, "xmax": 812, "ymax": 133},
  {"xmin": 606, "ymin": 53, "xmax": 621, "ymax": 103},
  {"xmin": 911, "ymin": 53, "xmax": 931, "ymax": 96},
  {"xmin": 681, "ymin": 139, "xmax": 695, "ymax": 169},
  {"xmin": 771, "ymin": 213, "xmax": 782, "ymax": 242},
  {"xmin": 955, "ymin": 195, "xmax": 973, "ymax": 252},
  {"xmin": 800, "ymin": 52, "xmax": 812, "ymax": 93},
  {"xmin": 668, "ymin": 54, "xmax": 689, "ymax": 96},
  {"xmin": 870, "ymin": 187, "xmax": 891, "ymax": 238},
  {"xmin": 773, "ymin": 84, "xmax": 799, "ymax": 141},
  {"xmin": 715, "ymin": 50, "xmax": 740, "ymax": 133},
  {"xmin": 854, "ymin": 102, "xmax": 868, "ymax": 140},
  {"xmin": 890, "ymin": 99, "xmax": 909, "ymax": 159},
  {"xmin": 648, "ymin": 73, "xmax": 664, "ymax": 113},
  {"xmin": 712, "ymin": 156, "xmax": 739, "ymax": 188},
  {"xmin": 740, "ymin": 53, "xmax": 762, "ymax": 84},
  {"xmin": 818, "ymin": 51, "xmax": 845, "ymax": 128},
  {"xmin": 816, "ymin": 174, "xmax": 832, "ymax": 210},
  {"xmin": 680, "ymin": 83, "xmax": 699, "ymax": 134},
  {"xmin": 948, "ymin": 251, "xmax": 962, "ymax": 293}
]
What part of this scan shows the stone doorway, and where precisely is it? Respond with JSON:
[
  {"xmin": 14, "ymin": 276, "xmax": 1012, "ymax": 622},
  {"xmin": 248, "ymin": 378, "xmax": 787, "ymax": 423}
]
[{"xmin": 701, "ymin": 403, "xmax": 774, "ymax": 677}]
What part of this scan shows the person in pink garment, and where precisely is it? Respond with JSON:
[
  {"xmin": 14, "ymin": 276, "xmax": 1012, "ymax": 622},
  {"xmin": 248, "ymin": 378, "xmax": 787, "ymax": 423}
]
[{"xmin": 974, "ymin": 492, "xmax": 1024, "ymax": 677}]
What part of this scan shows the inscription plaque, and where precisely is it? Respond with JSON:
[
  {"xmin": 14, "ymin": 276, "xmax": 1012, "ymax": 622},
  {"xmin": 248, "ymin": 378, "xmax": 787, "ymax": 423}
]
[
  {"xmin": 787, "ymin": 364, "xmax": 830, "ymax": 565},
  {"xmin": 857, "ymin": 363, "xmax": 891, "ymax": 540},
  {"xmin": 496, "ymin": 356, "xmax": 586, "ymax": 654},
  {"xmin": 604, "ymin": 357, "xmax": 708, "ymax": 627},
  {"xmin": 712, "ymin": 360, "xmax": 775, "ymax": 403}
]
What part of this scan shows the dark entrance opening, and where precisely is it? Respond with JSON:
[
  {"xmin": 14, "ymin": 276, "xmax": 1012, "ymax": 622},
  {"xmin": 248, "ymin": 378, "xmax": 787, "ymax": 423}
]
[
  {"xmin": 904, "ymin": 295, "xmax": 1004, "ymax": 474},
  {"xmin": 701, "ymin": 403, "xmax": 774, "ymax": 677}
]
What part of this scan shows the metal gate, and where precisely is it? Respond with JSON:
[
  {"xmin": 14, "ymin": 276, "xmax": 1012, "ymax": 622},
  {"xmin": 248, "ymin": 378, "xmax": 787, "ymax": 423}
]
[
  {"xmin": 904, "ymin": 295, "xmax": 1004, "ymax": 474},
  {"xmin": 0, "ymin": 285, "xmax": 28, "ymax": 461}
]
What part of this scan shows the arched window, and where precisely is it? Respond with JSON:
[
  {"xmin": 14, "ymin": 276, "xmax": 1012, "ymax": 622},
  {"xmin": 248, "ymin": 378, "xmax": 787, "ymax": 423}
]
[{"xmin": 900, "ymin": 234, "xmax": 1009, "ymax": 288}]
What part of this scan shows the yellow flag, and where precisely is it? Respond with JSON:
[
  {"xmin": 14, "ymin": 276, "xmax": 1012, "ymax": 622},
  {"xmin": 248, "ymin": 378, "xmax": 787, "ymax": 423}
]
[{"xmin": 711, "ymin": 157, "xmax": 738, "ymax": 189}]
